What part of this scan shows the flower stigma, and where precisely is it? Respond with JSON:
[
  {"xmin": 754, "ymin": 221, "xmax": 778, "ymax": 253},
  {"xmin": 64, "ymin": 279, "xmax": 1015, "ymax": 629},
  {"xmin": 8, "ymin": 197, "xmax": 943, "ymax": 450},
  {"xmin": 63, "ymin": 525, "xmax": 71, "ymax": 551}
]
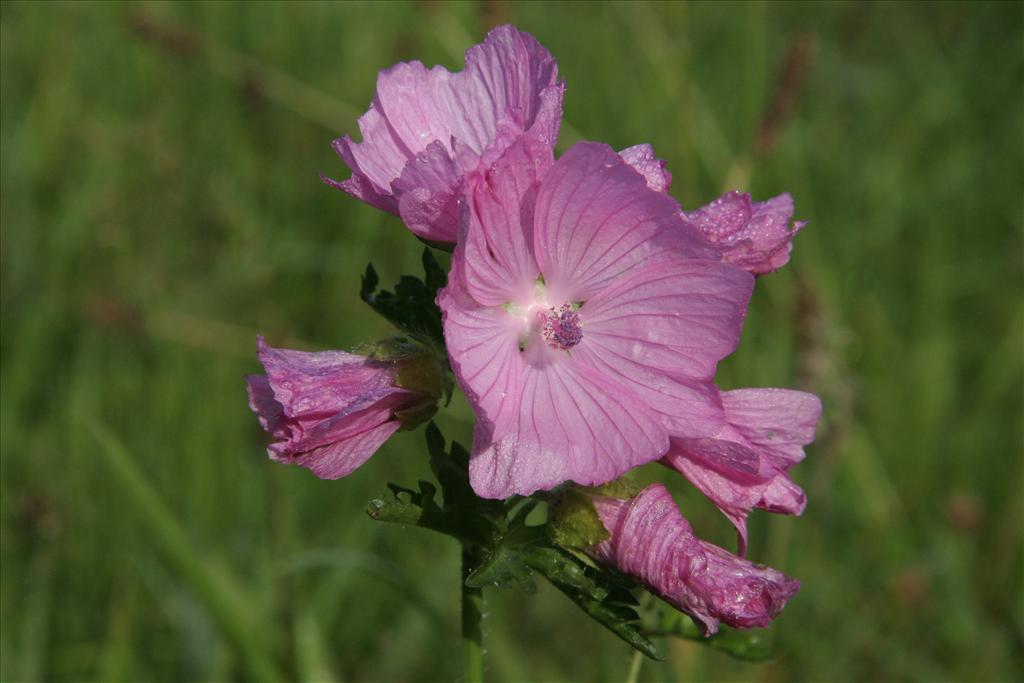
[{"xmin": 504, "ymin": 276, "xmax": 583, "ymax": 352}]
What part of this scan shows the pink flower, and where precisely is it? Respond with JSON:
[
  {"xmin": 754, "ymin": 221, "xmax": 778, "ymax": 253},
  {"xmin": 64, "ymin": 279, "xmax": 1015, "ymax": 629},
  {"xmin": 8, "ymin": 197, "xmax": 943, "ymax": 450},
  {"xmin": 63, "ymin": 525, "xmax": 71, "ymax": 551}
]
[
  {"xmin": 682, "ymin": 191, "xmax": 807, "ymax": 275},
  {"xmin": 325, "ymin": 25, "xmax": 564, "ymax": 245},
  {"xmin": 246, "ymin": 337, "xmax": 441, "ymax": 479},
  {"xmin": 590, "ymin": 483, "xmax": 800, "ymax": 635},
  {"xmin": 663, "ymin": 388, "xmax": 822, "ymax": 554},
  {"xmin": 439, "ymin": 136, "xmax": 755, "ymax": 499}
]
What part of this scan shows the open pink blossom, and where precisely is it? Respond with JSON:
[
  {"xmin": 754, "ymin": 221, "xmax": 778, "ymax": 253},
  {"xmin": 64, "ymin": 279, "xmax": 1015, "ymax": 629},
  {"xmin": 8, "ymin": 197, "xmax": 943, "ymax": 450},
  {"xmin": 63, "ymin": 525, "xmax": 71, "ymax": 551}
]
[
  {"xmin": 325, "ymin": 25, "xmax": 563, "ymax": 244},
  {"xmin": 439, "ymin": 137, "xmax": 755, "ymax": 499},
  {"xmin": 246, "ymin": 337, "xmax": 439, "ymax": 479},
  {"xmin": 590, "ymin": 483, "xmax": 800, "ymax": 634},
  {"xmin": 663, "ymin": 388, "xmax": 822, "ymax": 554},
  {"xmin": 682, "ymin": 191, "xmax": 807, "ymax": 275}
]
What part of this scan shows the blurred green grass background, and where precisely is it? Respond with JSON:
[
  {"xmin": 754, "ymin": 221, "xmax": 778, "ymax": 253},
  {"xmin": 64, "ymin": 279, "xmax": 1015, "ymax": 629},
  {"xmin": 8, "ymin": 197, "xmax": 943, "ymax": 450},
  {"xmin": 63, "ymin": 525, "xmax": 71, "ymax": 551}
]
[{"xmin": 2, "ymin": 1, "xmax": 1022, "ymax": 681}]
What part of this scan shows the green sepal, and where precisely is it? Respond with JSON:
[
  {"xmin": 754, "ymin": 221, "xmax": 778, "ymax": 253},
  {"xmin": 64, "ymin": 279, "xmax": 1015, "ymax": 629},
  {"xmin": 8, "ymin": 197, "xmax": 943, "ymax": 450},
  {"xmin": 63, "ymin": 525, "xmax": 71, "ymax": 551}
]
[
  {"xmin": 550, "ymin": 489, "xmax": 610, "ymax": 549},
  {"xmin": 586, "ymin": 475, "xmax": 642, "ymax": 500}
]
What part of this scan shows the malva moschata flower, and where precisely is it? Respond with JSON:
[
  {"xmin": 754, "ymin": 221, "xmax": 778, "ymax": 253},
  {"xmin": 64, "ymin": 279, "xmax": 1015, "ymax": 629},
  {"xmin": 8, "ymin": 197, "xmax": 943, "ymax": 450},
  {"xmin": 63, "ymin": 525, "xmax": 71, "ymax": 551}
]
[{"xmin": 439, "ymin": 134, "xmax": 755, "ymax": 499}]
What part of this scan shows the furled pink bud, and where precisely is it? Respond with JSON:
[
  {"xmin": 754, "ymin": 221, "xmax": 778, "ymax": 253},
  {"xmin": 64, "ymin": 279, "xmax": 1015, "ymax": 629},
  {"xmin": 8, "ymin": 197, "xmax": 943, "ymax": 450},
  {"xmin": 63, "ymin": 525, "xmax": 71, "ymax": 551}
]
[
  {"xmin": 682, "ymin": 191, "xmax": 807, "ymax": 275},
  {"xmin": 246, "ymin": 336, "xmax": 443, "ymax": 479},
  {"xmin": 589, "ymin": 483, "xmax": 800, "ymax": 635}
]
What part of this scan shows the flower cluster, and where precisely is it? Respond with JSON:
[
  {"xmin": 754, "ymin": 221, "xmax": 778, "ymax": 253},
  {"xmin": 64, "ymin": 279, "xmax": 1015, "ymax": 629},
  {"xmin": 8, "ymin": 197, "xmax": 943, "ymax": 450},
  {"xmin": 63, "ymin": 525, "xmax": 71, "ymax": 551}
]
[{"xmin": 247, "ymin": 26, "xmax": 819, "ymax": 638}]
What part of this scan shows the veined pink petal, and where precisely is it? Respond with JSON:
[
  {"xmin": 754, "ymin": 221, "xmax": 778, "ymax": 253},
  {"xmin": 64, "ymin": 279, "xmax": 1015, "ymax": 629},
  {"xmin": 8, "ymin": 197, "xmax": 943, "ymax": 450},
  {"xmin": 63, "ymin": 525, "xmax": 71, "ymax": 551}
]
[
  {"xmin": 569, "ymin": 258, "xmax": 751, "ymax": 436},
  {"xmin": 665, "ymin": 388, "xmax": 819, "ymax": 554},
  {"xmin": 722, "ymin": 388, "xmax": 822, "ymax": 467},
  {"xmin": 392, "ymin": 141, "xmax": 463, "ymax": 242},
  {"xmin": 660, "ymin": 389, "xmax": 819, "ymax": 554},
  {"xmin": 468, "ymin": 351, "xmax": 668, "ymax": 498},
  {"xmin": 682, "ymin": 191, "xmax": 807, "ymax": 275},
  {"xmin": 288, "ymin": 418, "xmax": 402, "ymax": 480},
  {"xmin": 459, "ymin": 132, "xmax": 553, "ymax": 306},
  {"xmin": 591, "ymin": 484, "xmax": 800, "ymax": 634},
  {"xmin": 437, "ymin": 270, "xmax": 525, "ymax": 435},
  {"xmin": 619, "ymin": 143, "xmax": 672, "ymax": 193},
  {"xmin": 663, "ymin": 444, "xmax": 806, "ymax": 556},
  {"xmin": 246, "ymin": 337, "xmax": 432, "ymax": 480},
  {"xmin": 327, "ymin": 25, "xmax": 563, "ymax": 242},
  {"xmin": 580, "ymin": 258, "xmax": 754, "ymax": 381},
  {"xmin": 532, "ymin": 142, "xmax": 715, "ymax": 303}
]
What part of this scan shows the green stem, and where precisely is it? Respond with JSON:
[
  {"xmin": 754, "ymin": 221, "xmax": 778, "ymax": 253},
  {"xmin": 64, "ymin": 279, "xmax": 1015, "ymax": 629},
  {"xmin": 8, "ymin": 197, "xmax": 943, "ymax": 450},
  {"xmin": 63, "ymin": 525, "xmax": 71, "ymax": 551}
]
[
  {"xmin": 625, "ymin": 649, "xmax": 644, "ymax": 683},
  {"xmin": 461, "ymin": 546, "xmax": 484, "ymax": 683}
]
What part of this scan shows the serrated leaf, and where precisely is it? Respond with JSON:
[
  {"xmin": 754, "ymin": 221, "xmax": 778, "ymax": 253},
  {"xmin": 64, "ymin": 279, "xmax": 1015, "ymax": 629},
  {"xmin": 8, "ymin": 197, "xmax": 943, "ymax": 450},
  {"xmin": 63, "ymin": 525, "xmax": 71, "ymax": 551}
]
[
  {"xmin": 421, "ymin": 248, "xmax": 447, "ymax": 292},
  {"xmin": 524, "ymin": 546, "xmax": 661, "ymax": 660},
  {"xmin": 465, "ymin": 546, "xmax": 537, "ymax": 594},
  {"xmin": 425, "ymin": 423, "xmax": 504, "ymax": 527},
  {"xmin": 654, "ymin": 608, "xmax": 775, "ymax": 662},
  {"xmin": 368, "ymin": 425, "xmax": 504, "ymax": 546},
  {"xmin": 360, "ymin": 248, "xmax": 446, "ymax": 347}
]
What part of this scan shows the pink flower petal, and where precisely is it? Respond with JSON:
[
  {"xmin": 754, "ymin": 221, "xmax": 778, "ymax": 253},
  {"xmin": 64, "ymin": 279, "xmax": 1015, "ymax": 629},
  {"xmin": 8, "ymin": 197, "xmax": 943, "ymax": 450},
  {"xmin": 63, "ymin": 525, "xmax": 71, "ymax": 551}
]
[
  {"xmin": 722, "ymin": 388, "xmax": 822, "ymax": 467},
  {"xmin": 393, "ymin": 141, "xmax": 463, "ymax": 241},
  {"xmin": 532, "ymin": 142, "xmax": 715, "ymax": 303},
  {"xmin": 663, "ymin": 443, "xmax": 806, "ymax": 556},
  {"xmin": 568, "ymin": 258, "xmax": 752, "ymax": 436},
  {"xmin": 458, "ymin": 131, "xmax": 553, "ymax": 306},
  {"xmin": 682, "ymin": 191, "xmax": 807, "ymax": 275},
  {"xmin": 661, "ymin": 388, "xmax": 820, "ymax": 553},
  {"xmin": 581, "ymin": 258, "xmax": 754, "ymax": 381},
  {"xmin": 591, "ymin": 484, "xmax": 800, "ymax": 634},
  {"xmin": 437, "ymin": 270, "xmax": 526, "ymax": 436},
  {"xmin": 290, "ymin": 417, "xmax": 402, "ymax": 480},
  {"xmin": 468, "ymin": 353, "xmax": 668, "ymax": 498},
  {"xmin": 328, "ymin": 26, "xmax": 562, "ymax": 243},
  {"xmin": 619, "ymin": 143, "xmax": 672, "ymax": 193}
]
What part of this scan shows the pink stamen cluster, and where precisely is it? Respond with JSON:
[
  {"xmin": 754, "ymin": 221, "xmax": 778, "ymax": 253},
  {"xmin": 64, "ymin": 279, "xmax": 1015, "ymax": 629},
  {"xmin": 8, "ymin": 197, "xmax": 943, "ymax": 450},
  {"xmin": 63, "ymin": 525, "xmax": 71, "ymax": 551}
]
[{"xmin": 539, "ymin": 303, "xmax": 583, "ymax": 350}]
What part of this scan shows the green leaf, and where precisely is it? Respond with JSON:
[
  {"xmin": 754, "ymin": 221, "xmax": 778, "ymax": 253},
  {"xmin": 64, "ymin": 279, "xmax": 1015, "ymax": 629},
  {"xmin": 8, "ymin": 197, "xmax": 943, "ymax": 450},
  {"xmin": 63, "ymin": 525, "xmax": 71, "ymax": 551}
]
[
  {"xmin": 654, "ymin": 608, "xmax": 775, "ymax": 662},
  {"xmin": 464, "ymin": 546, "xmax": 537, "ymax": 594},
  {"xmin": 425, "ymin": 423, "xmax": 504, "ymax": 536},
  {"xmin": 367, "ymin": 425, "xmax": 503, "ymax": 546},
  {"xmin": 524, "ymin": 546, "xmax": 661, "ymax": 661},
  {"xmin": 360, "ymin": 248, "xmax": 446, "ymax": 347}
]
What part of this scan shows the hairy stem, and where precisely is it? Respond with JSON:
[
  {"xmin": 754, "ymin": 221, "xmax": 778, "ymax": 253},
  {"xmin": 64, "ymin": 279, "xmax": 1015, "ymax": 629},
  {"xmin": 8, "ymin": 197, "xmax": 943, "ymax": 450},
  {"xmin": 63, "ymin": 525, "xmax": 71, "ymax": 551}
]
[{"xmin": 461, "ymin": 546, "xmax": 484, "ymax": 683}]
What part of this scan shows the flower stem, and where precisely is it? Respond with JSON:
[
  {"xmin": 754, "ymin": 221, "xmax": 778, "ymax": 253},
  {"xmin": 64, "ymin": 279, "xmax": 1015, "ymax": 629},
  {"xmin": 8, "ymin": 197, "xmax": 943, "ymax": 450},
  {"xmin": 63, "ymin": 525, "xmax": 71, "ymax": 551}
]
[
  {"xmin": 461, "ymin": 546, "xmax": 484, "ymax": 683},
  {"xmin": 625, "ymin": 649, "xmax": 644, "ymax": 683}
]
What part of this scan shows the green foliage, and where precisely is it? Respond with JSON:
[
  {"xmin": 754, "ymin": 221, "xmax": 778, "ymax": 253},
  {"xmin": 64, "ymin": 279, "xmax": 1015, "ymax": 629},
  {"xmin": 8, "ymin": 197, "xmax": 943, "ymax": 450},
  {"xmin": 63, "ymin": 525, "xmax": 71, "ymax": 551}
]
[
  {"xmin": 361, "ymin": 249, "xmax": 447, "ymax": 349},
  {"xmin": 369, "ymin": 424, "xmax": 662, "ymax": 660}
]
